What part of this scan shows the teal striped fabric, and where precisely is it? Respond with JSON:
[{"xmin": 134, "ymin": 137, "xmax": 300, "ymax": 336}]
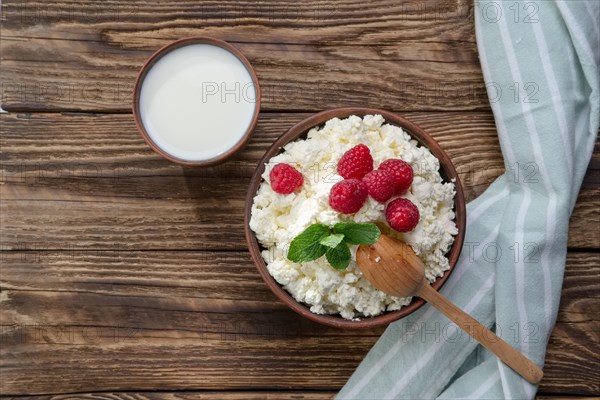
[{"xmin": 337, "ymin": 1, "xmax": 599, "ymax": 399}]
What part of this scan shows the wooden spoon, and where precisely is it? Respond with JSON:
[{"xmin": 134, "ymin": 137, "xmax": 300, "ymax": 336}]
[{"xmin": 357, "ymin": 234, "xmax": 543, "ymax": 384}]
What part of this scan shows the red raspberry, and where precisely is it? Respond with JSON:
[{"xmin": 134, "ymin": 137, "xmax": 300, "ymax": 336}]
[
  {"xmin": 379, "ymin": 159, "xmax": 414, "ymax": 195},
  {"xmin": 362, "ymin": 169, "xmax": 395, "ymax": 203},
  {"xmin": 329, "ymin": 179, "xmax": 368, "ymax": 214},
  {"xmin": 385, "ymin": 198, "xmax": 420, "ymax": 232},
  {"xmin": 269, "ymin": 163, "xmax": 304, "ymax": 194},
  {"xmin": 337, "ymin": 144, "xmax": 374, "ymax": 179}
]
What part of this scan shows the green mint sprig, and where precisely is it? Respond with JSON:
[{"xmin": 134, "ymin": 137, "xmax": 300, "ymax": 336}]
[{"xmin": 287, "ymin": 222, "xmax": 380, "ymax": 270}]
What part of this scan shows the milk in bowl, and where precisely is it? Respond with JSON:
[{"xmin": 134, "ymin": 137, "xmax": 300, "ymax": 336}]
[{"xmin": 134, "ymin": 39, "xmax": 260, "ymax": 164}]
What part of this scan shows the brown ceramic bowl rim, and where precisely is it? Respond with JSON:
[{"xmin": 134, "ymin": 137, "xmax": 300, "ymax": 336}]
[
  {"xmin": 244, "ymin": 107, "xmax": 466, "ymax": 329},
  {"xmin": 132, "ymin": 37, "xmax": 261, "ymax": 166}
]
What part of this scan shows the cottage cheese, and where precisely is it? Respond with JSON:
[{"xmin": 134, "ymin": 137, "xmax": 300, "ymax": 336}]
[{"xmin": 250, "ymin": 115, "xmax": 457, "ymax": 319}]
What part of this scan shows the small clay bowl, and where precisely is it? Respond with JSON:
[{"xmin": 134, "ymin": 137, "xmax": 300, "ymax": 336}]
[
  {"xmin": 244, "ymin": 108, "xmax": 466, "ymax": 329},
  {"xmin": 132, "ymin": 37, "xmax": 261, "ymax": 166}
]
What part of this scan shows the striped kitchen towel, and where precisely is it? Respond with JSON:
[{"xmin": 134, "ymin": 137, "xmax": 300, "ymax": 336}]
[{"xmin": 337, "ymin": 1, "xmax": 599, "ymax": 399}]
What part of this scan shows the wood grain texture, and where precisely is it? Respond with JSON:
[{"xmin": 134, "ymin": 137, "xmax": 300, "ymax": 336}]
[
  {"xmin": 1, "ymin": 0, "xmax": 598, "ymax": 397},
  {"xmin": 1, "ymin": 252, "xmax": 598, "ymax": 395},
  {"xmin": 0, "ymin": 0, "xmax": 489, "ymax": 112},
  {"xmin": 0, "ymin": 393, "xmax": 336, "ymax": 400},
  {"xmin": 543, "ymin": 253, "xmax": 600, "ymax": 395},
  {"xmin": 536, "ymin": 398, "xmax": 600, "ymax": 400},
  {"xmin": 1, "ymin": 112, "xmax": 598, "ymax": 251},
  {"xmin": 0, "ymin": 393, "xmax": 596, "ymax": 400}
]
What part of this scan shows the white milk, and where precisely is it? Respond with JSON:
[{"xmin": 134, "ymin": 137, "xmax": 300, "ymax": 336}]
[{"xmin": 139, "ymin": 44, "xmax": 257, "ymax": 162}]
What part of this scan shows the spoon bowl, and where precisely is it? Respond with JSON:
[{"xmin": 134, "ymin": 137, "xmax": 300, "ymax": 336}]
[{"xmin": 356, "ymin": 234, "xmax": 426, "ymax": 298}]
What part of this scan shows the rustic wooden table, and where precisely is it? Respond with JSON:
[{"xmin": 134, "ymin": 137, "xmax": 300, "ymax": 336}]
[{"xmin": 1, "ymin": 1, "xmax": 598, "ymax": 399}]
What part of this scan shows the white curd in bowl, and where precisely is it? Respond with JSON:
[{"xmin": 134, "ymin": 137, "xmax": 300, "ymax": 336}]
[{"xmin": 250, "ymin": 115, "xmax": 457, "ymax": 319}]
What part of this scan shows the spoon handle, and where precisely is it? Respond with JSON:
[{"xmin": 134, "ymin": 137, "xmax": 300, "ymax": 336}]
[{"xmin": 417, "ymin": 283, "xmax": 543, "ymax": 384}]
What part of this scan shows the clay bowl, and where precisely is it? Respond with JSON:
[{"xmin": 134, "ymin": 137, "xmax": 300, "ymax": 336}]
[{"xmin": 244, "ymin": 107, "xmax": 466, "ymax": 328}]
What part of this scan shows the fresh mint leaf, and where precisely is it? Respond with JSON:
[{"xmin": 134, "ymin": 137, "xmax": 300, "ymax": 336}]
[
  {"xmin": 320, "ymin": 233, "xmax": 345, "ymax": 249},
  {"xmin": 287, "ymin": 224, "xmax": 330, "ymax": 263},
  {"xmin": 325, "ymin": 242, "xmax": 352, "ymax": 270},
  {"xmin": 287, "ymin": 222, "xmax": 380, "ymax": 270},
  {"xmin": 333, "ymin": 222, "xmax": 381, "ymax": 245}
]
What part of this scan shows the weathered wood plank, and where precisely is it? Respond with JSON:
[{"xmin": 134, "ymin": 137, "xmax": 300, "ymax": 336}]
[
  {"xmin": 0, "ymin": 0, "xmax": 490, "ymax": 112},
  {"xmin": 0, "ymin": 393, "xmax": 336, "ymax": 400},
  {"xmin": 542, "ymin": 253, "xmax": 600, "ymax": 396},
  {"xmin": 1, "ymin": 113, "xmax": 598, "ymax": 251},
  {"xmin": 1, "ymin": 252, "xmax": 598, "ymax": 395},
  {"xmin": 536, "ymin": 398, "xmax": 600, "ymax": 400},
  {"xmin": 0, "ymin": 392, "xmax": 595, "ymax": 400}
]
